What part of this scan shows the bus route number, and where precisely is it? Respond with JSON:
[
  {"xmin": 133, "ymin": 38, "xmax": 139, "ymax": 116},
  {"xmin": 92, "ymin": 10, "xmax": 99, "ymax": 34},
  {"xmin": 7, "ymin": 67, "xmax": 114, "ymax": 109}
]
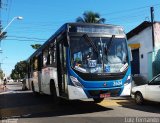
[{"xmin": 88, "ymin": 60, "xmax": 97, "ymax": 68}]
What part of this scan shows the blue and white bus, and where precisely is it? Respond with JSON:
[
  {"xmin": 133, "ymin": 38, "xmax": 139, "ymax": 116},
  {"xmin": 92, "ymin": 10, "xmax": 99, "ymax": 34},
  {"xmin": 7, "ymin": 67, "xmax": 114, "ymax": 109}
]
[{"xmin": 26, "ymin": 23, "xmax": 132, "ymax": 103}]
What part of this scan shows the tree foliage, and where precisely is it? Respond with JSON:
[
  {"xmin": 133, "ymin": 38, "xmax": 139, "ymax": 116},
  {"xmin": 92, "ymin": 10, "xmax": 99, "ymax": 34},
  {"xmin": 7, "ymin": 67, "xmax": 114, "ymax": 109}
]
[
  {"xmin": 10, "ymin": 60, "xmax": 27, "ymax": 80},
  {"xmin": 31, "ymin": 44, "xmax": 42, "ymax": 50},
  {"xmin": 76, "ymin": 11, "xmax": 105, "ymax": 24},
  {"xmin": 0, "ymin": 69, "xmax": 4, "ymax": 80}
]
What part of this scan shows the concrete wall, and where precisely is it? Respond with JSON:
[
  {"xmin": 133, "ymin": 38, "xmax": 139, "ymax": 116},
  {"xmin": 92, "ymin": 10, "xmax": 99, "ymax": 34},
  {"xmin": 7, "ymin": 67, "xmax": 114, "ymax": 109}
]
[
  {"xmin": 154, "ymin": 23, "xmax": 160, "ymax": 50},
  {"xmin": 128, "ymin": 26, "xmax": 153, "ymax": 79}
]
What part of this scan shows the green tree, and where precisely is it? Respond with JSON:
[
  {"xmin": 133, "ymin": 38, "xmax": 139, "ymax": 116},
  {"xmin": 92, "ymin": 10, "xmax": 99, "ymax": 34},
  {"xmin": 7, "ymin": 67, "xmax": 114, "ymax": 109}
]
[
  {"xmin": 0, "ymin": 69, "xmax": 4, "ymax": 80},
  {"xmin": 0, "ymin": 24, "xmax": 7, "ymax": 40},
  {"xmin": 76, "ymin": 11, "xmax": 105, "ymax": 23},
  {"xmin": 10, "ymin": 60, "xmax": 27, "ymax": 80},
  {"xmin": 31, "ymin": 44, "xmax": 42, "ymax": 50},
  {"xmin": 11, "ymin": 69, "xmax": 19, "ymax": 80}
]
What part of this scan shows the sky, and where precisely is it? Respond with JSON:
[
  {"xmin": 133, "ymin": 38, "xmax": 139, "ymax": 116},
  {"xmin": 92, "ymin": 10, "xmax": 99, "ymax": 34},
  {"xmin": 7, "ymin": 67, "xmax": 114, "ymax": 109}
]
[{"xmin": 0, "ymin": 0, "xmax": 160, "ymax": 76}]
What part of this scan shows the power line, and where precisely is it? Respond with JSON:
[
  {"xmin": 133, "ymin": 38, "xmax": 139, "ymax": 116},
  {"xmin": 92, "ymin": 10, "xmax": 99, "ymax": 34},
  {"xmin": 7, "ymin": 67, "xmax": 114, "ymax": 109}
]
[
  {"xmin": 101, "ymin": 3, "xmax": 160, "ymax": 16},
  {"xmin": 1, "ymin": 2, "xmax": 159, "ymax": 39},
  {"xmin": 8, "ymin": 35, "xmax": 46, "ymax": 40},
  {"xmin": 107, "ymin": 10, "xmax": 147, "ymax": 22},
  {"xmin": 4, "ymin": 38, "xmax": 45, "ymax": 42},
  {"xmin": 2, "ymin": 3, "xmax": 158, "ymax": 28}
]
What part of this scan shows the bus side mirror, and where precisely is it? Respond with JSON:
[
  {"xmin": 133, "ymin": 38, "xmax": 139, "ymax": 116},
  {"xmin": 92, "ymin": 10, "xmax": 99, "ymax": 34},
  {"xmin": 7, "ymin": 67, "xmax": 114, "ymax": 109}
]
[{"xmin": 129, "ymin": 47, "xmax": 133, "ymax": 61}]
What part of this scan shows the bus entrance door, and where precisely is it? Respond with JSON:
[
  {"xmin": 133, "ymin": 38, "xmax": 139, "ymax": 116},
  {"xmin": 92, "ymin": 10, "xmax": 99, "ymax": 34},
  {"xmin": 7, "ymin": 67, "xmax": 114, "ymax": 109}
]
[
  {"xmin": 38, "ymin": 53, "xmax": 42, "ymax": 92},
  {"xmin": 57, "ymin": 40, "xmax": 67, "ymax": 97}
]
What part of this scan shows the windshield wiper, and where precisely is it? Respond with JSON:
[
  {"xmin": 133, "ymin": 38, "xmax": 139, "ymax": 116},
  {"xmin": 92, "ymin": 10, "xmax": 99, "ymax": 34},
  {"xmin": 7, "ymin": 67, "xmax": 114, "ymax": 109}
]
[
  {"xmin": 105, "ymin": 35, "xmax": 115, "ymax": 55},
  {"xmin": 82, "ymin": 34, "xmax": 99, "ymax": 54}
]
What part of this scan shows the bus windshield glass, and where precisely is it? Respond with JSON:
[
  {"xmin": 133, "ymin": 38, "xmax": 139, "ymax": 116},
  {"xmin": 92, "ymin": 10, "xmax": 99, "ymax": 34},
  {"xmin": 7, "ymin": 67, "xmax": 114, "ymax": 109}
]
[{"xmin": 70, "ymin": 35, "xmax": 129, "ymax": 74}]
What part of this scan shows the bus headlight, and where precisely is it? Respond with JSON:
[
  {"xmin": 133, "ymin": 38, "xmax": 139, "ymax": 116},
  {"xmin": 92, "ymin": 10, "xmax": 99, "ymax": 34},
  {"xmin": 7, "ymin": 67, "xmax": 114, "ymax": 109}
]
[
  {"xmin": 124, "ymin": 75, "xmax": 131, "ymax": 86},
  {"xmin": 70, "ymin": 76, "xmax": 83, "ymax": 88}
]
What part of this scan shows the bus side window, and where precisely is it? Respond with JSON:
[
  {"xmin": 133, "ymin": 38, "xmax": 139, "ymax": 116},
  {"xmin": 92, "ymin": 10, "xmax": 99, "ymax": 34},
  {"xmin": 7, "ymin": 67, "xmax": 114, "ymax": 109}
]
[
  {"xmin": 33, "ymin": 57, "xmax": 38, "ymax": 71},
  {"xmin": 43, "ymin": 47, "xmax": 49, "ymax": 67},
  {"xmin": 47, "ymin": 55, "xmax": 50, "ymax": 65},
  {"xmin": 29, "ymin": 60, "xmax": 32, "ymax": 78},
  {"xmin": 48, "ymin": 46, "xmax": 52, "ymax": 65},
  {"xmin": 53, "ymin": 45, "xmax": 56, "ymax": 63},
  {"xmin": 31, "ymin": 58, "xmax": 34, "ymax": 71},
  {"xmin": 48, "ymin": 44, "xmax": 54, "ymax": 65},
  {"xmin": 50, "ymin": 43, "xmax": 56, "ymax": 66},
  {"xmin": 47, "ymin": 43, "xmax": 56, "ymax": 66},
  {"xmin": 38, "ymin": 54, "xmax": 42, "ymax": 71},
  {"xmin": 43, "ymin": 43, "xmax": 57, "ymax": 67}
]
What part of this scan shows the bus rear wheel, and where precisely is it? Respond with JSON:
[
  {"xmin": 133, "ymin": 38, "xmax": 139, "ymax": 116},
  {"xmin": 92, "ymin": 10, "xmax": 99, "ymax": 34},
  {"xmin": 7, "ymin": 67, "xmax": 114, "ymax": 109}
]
[{"xmin": 93, "ymin": 98, "xmax": 104, "ymax": 103}]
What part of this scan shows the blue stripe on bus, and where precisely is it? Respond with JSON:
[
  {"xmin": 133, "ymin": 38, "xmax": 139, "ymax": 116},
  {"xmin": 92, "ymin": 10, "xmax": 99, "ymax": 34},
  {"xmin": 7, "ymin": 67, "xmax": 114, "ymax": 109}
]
[{"xmin": 68, "ymin": 66, "xmax": 131, "ymax": 88}]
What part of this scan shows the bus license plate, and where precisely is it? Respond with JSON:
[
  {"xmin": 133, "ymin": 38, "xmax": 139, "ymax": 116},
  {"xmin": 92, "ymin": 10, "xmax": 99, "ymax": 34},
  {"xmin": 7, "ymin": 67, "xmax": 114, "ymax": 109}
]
[{"xmin": 100, "ymin": 93, "xmax": 110, "ymax": 98}]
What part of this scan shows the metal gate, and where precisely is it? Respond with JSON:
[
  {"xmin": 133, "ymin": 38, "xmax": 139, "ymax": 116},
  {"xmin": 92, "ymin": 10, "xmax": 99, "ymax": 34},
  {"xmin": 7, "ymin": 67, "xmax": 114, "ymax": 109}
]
[{"xmin": 131, "ymin": 49, "xmax": 140, "ymax": 75}]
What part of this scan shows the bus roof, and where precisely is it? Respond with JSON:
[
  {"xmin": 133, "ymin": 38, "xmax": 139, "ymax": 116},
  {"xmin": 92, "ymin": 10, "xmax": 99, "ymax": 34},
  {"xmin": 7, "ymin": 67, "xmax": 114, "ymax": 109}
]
[
  {"xmin": 27, "ymin": 23, "xmax": 124, "ymax": 61},
  {"xmin": 67, "ymin": 22, "xmax": 123, "ymax": 27}
]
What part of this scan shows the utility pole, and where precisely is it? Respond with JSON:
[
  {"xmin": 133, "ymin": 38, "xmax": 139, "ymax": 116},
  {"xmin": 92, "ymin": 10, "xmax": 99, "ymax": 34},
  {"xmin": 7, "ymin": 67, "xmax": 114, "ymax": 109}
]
[
  {"xmin": 0, "ymin": 0, "xmax": 3, "ymax": 53},
  {"xmin": 0, "ymin": 23, "xmax": 2, "ymax": 53},
  {"xmin": 150, "ymin": 7, "xmax": 155, "ymax": 49}
]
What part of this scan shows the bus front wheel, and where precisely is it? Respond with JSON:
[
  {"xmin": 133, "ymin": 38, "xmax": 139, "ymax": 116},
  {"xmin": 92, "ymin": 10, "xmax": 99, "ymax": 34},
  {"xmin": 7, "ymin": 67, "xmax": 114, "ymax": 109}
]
[{"xmin": 93, "ymin": 98, "xmax": 104, "ymax": 103}]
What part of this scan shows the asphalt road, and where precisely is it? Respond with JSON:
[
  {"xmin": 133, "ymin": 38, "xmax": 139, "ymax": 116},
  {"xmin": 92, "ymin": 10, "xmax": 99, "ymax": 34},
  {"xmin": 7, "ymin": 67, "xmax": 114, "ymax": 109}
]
[{"xmin": 0, "ymin": 83, "xmax": 160, "ymax": 123}]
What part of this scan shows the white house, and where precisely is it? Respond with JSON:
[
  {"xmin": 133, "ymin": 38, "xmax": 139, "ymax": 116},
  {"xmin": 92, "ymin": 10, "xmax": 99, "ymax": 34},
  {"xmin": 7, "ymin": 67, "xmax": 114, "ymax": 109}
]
[{"xmin": 127, "ymin": 21, "xmax": 160, "ymax": 80}]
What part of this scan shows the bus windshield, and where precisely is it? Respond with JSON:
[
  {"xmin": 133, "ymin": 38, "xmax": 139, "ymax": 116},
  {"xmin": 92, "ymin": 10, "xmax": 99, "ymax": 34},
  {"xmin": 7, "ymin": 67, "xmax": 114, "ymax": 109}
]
[{"xmin": 70, "ymin": 35, "xmax": 129, "ymax": 74}]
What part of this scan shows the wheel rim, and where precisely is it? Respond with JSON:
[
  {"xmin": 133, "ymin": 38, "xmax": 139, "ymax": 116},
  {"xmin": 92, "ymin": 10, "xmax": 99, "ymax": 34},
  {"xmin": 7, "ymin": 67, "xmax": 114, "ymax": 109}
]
[{"xmin": 136, "ymin": 94, "xmax": 142, "ymax": 103}]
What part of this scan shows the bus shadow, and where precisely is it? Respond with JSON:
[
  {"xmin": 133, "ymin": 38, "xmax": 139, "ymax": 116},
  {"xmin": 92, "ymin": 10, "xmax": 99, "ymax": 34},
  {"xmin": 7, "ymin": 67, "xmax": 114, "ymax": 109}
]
[
  {"xmin": 26, "ymin": 100, "xmax": 113, "ymax": 118},
  {"xmin": 0, "ymin": 92, "xmax": 112, "ymax": 118},
  {"xmin": 117, "ymin": 100, "xmax": 160, "ymax": 114}
]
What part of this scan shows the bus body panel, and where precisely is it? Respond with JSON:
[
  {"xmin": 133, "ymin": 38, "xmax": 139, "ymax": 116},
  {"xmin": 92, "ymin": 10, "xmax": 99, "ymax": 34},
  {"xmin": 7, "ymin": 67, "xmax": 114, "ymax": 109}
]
[
  {"xmin": 67, "ymin": 84, "xmax": 131, "ymax": 100},
  {"xmin": 41, "ymin": 67, "xmax": 59, "ymax": 95},
  {"xmin": 120, "ymin": 82, "xmax": 131, "ymax": 96},
  {"xmin": 68, "ymin": 85, "xmax": 88, "ymax": 99},
  {"xmin": 41, "ymin": 67, "xmax": 51, "ymax": 94},
  {"xmin": 33, "ymin": 71, "xmax": 39, "ymax": 92}
]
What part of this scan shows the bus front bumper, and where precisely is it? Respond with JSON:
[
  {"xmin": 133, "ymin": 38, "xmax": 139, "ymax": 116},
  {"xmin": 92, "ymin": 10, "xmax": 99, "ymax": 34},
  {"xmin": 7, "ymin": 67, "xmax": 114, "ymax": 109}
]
[{"xmin": 67, "ymin": 83, "xmax": 131, "ymax": 100}]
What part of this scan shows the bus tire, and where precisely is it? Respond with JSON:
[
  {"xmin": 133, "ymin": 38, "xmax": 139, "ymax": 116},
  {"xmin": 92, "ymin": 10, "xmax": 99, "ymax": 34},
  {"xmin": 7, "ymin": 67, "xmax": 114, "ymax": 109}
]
[
  {"xmin": 50, "ymin": 80, "xmax": 59, "ymax": 104},
  {"xmin": 93, "ymin": 98, "xmax": 104, "ymax": 103}
]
